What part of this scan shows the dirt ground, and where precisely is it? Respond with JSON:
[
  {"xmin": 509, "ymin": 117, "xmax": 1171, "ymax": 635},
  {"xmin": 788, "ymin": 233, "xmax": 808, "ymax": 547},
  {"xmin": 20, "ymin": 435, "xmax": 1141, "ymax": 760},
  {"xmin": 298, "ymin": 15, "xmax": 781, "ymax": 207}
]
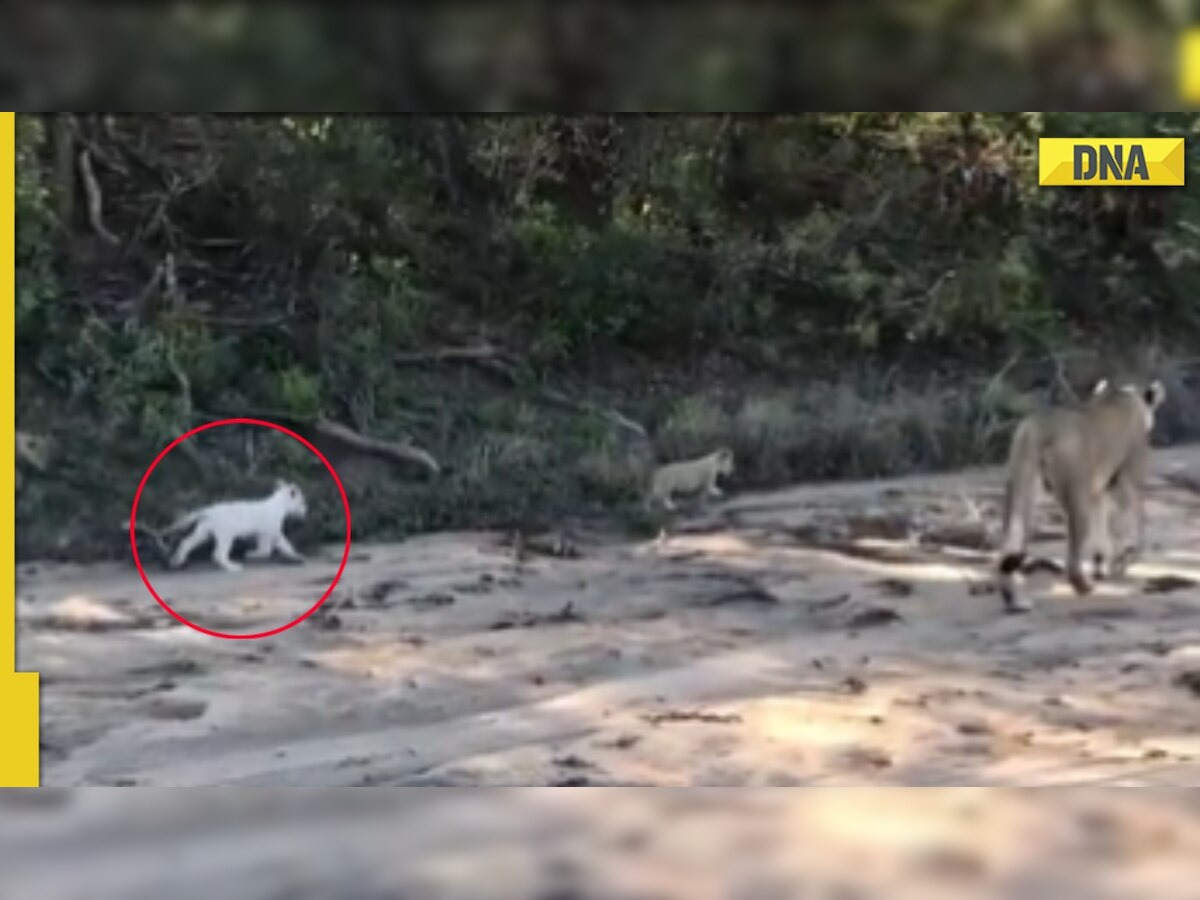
[{"xmin": 17, "ymin": 446, "xmax": 1200, "ymax": 788}]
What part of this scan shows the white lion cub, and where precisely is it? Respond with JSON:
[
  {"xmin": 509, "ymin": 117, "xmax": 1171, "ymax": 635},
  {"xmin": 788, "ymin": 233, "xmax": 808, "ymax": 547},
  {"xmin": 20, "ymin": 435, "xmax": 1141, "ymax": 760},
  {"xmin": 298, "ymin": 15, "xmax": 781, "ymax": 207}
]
[
  {"xmin": 167, "ymin": 479, "xmax": 308, "ymax": 572},
  {"xmin": 647, "ymin": 447, "xmax": 735, "ymax": 511}
]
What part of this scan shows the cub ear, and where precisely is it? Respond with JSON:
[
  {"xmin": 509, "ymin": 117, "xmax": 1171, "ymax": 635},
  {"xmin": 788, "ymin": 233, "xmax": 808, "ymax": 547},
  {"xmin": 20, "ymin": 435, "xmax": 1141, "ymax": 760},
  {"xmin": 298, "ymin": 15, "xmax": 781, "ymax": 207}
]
[{"xmin": 1144, "ymin": 380, "xmax": 1166, "ymax": 409}]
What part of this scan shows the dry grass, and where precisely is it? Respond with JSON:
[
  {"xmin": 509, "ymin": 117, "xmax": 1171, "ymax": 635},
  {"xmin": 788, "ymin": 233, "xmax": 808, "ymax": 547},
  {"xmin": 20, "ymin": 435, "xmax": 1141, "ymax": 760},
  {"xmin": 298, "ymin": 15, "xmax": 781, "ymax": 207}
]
[{"xmin": 644, "ymin": 375, "xmax": 1015, "ymax": 495}]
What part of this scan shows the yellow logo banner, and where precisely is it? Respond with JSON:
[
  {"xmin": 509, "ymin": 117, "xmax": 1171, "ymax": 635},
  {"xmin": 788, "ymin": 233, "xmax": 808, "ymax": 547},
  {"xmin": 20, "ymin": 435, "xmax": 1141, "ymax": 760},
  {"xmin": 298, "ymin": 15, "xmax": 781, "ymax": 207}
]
[{"xmin": 1039, "ymin": 137, "xmax": 1185, "ymax": 187}]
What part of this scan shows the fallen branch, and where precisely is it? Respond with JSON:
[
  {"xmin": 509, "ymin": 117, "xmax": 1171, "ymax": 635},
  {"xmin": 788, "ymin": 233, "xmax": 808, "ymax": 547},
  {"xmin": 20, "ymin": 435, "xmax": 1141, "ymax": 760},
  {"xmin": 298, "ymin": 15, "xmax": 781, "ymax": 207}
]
[
  {"xmin": 393, "ymin": 343, "xmax": 648, "ymax": 439},
  {"xmin": 395, "ymin": 343, "xmax": 520, "ymax": 384},
  {"xmin": 310, "ymin": 417, "xmax": 441, "ymax": 475},
  {"xmin": 538, "ymin": 387, "xmax": 648, "ymax": 440},
  {"xmin": 394, "ymin": 344, "xmax": 513, "ymax": 366},
  {"xmin": 197, "ymin": 408, "xmax": 440, "ymax": 476}
]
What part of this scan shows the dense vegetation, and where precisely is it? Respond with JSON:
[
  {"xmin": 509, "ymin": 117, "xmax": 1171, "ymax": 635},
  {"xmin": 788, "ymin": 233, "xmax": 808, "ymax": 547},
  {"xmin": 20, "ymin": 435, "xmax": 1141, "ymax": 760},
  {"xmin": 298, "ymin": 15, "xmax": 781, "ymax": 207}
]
[{"xmin": 15, "ymin": 113, "xmax": 1200, "ymax": 560}]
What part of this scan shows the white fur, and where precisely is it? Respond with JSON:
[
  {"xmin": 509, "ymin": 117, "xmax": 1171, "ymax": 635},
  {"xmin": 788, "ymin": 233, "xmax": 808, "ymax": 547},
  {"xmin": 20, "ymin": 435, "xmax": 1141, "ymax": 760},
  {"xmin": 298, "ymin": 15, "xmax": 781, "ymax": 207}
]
[
  {"xmin": 648, "ymin": 448, "xmax": 735, "ymax": 511},
  {"xmin": 168, "ymin": 480, "xmax": 308, "ymax": 572}
]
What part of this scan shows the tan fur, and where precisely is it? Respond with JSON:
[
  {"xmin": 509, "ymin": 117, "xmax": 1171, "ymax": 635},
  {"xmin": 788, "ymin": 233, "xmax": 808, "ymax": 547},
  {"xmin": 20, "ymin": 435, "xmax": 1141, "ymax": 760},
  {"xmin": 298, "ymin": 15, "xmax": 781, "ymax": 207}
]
[
  {"xmin": 996, "ymin": 378, "xmax": 1165, "ymax": 612},
  {"xmin": 647, "ymin": 447, "xmax": 735, "ymax": 511}
]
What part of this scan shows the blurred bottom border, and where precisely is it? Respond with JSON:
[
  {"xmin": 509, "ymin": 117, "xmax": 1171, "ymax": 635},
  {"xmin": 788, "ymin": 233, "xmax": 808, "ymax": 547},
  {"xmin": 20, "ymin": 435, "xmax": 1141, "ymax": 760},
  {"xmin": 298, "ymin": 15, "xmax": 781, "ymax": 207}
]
[{"xmin": 2, "ymin": 787, "xmax": 1200, "ymax": 900}]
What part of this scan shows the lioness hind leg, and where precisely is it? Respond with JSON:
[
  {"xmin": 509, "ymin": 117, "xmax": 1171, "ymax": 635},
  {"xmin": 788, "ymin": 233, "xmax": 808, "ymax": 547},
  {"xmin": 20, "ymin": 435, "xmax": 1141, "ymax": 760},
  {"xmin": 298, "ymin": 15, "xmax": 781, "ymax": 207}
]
[
  {"xmin": 997, "ymin": 474, "xmax": 1038, "ymax": 613},
  {"xmin": 1106, "ymin": 473, "xmax": 1142, "ymax": 579},
  {"xmin": 998, "ymin": 551, "xmax": 1031, "ymax": 612},
  {"xmin": 1090, "ymin": 493, "xmax": 1114, "ymax": 581},
  {"xmin": 1062, "ymin": 482, "xmax": 1096, "ymax": 597}
]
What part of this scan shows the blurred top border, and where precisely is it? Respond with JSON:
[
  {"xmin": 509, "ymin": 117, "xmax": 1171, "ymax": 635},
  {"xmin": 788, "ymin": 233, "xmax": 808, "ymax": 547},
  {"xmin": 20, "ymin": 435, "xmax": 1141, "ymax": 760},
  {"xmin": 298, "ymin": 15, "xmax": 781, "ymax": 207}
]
[{"xmin": 3, "ymin": 2, "xmax": 1200, "ymax": 112}]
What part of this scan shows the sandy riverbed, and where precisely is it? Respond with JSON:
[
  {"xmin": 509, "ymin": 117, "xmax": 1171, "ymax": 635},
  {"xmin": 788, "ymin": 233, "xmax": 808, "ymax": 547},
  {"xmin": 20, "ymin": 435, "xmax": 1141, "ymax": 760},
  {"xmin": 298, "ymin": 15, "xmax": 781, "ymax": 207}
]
[{"xmin": 17, "ymin": 447, "xmax": 1200, "ymax": 787}]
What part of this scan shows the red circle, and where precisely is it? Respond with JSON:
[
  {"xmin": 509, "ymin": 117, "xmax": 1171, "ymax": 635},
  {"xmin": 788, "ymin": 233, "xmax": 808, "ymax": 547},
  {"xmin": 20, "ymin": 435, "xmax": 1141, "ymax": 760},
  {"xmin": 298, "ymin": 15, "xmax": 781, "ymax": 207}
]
[{"xmin": 130, "ymin": 418, "xmax": 352, "ymax": 640}]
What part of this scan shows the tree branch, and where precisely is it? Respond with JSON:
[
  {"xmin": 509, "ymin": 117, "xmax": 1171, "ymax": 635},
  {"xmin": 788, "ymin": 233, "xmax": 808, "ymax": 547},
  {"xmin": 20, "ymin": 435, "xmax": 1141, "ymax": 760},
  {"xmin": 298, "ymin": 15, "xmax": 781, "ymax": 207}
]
[{"xmin": 77, "ymin": 147, "xmax": 120, "ymax": 246}]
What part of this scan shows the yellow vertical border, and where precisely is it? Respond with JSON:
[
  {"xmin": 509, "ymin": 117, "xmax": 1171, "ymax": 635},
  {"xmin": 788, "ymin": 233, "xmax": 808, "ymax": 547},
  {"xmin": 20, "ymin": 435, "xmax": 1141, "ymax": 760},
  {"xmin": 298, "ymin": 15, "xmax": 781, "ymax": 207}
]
[
  {"xmin": 0, "ymin": 111, "xmax": 40, "ymax": 787},
  {"xmin": 1181, "ymin": 29, "xmax": 1200, "ymax": 104}
]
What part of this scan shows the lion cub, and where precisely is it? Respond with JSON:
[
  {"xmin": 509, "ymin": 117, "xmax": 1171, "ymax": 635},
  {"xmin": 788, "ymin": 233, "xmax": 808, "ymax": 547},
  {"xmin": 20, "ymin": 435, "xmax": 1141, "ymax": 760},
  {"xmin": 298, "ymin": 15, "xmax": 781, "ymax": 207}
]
[
  {"xmin": 647, "ymin": 447, "xmax": 735, "ymax": 511},
  {"xmin": 166, "ymin": 479, "xmax": 308, "ymax": 572}
]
